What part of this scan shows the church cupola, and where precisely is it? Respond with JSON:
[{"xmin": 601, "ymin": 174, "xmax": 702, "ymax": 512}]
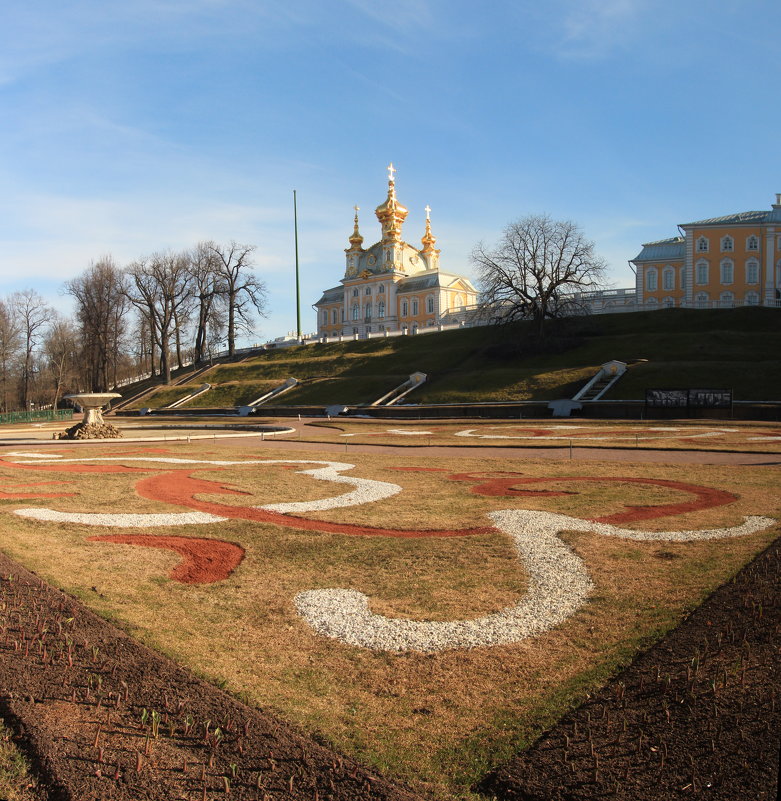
[
  {"xmin": 420, "ymin": 204, "xmax": 440, "ymax": 267},
  {"xmin": 375, "ymin": 163, "xmax": 408, "ymax": 244},
  {"xmin": 346, "ymin": 205, "xmax": 364, "ymax": 252}
]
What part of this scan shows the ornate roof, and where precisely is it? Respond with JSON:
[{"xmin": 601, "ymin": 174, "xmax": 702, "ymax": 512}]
[{"xmin": 631, "ymin": 237, "xmax": 685, "ymax": 263}]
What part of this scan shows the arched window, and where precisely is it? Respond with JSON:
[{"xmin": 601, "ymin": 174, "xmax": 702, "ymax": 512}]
[
  {"xmin": 663, "ymin": 296, "xmax": 675, "ymax": 308},
  {"xmin": 720, "ymin": 235, "xmax": 734, "ymax": 252},
  {"xmin": 377, "ymin": 301, "xmax": 385, "ymax": 318},
  {"xmin": 662, "ymin": 267, "xmax": 675, "ymax": 291},
  {"xmin": 332, "ymin": 309, "xmax": 337, "ymax": 324},
  {"xmin": 365, "ymin": 303, "xmax": 372, "ymax": 320},
  {"xmin": 352, "ymin": 288, "xmax": 359, "ymax": 297},
  {"xmin": 747, "ymin": 235, "xmax": 759, "ymax": 251},
  {"xmin": 720, "ymin": 259, "xmax": 734, "ymax": 284},
  {"xmin": 412, "ymin": 324, "xmax": 418, "ymax": 334},
  {"xmin": 378, "ymin": 284, "xmax": 385, "ymax": 293},
  {"xmin": 322, "ymin": 310, "xmax": 327, "ymax": 324},
  {"xmin": 351, "ymin": 304, "xmax": 359, "ymax": 320},
  {"xmin": 696, "ymin": 236, "xmax": 709, "ymax": 253},
  {"xmin": 646, "ymin": 297, "xmax": 658, "ymax": 307},
  {"xmin": 341, "ymin": 308, "xmax": 345, "ymax": 322},
  {"xmin": 412, "ymin": 299, "xmax": 419, "ymax": 316},
  {"xmin": 401, "ymin": 299, "xmax": 408, "ymax": 317},
  {"xmin": 426, "ymin": 296, "xmax": 434, "ymax": 313},
  {"xmin": 745, "ymin": 291, "xmax": 760, "ymax": 306},
  {"xmin": 694, "ymin": 291, "xmax": 709, "ymax": 308},
  {"xmin": 745, "ymin": 260, "xmax": 759, "ymax": 284},
  {"xmin": 696, "ymin": 260, "xmax": 709, "ymax": 285},
  {"xmin": 646, "ymin": 268, "xmax": 658, "ymax": 292},
  {"xmin": 365, "ymin": 286, "xmax": 371, "ymax": 295},
  {"xmin": 719, "ymin": 291, "xmax": 735, "ymax": 308}
]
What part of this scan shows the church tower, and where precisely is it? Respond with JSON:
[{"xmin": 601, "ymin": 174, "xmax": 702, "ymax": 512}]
[{"xmin": 374, "ymin": 163, "xmax": 408, "ymax": 272}]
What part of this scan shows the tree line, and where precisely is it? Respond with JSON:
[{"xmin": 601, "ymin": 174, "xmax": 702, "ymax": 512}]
[{"xmin": 0, "ymin": 241, "xmax": 266, "ymax": 413}]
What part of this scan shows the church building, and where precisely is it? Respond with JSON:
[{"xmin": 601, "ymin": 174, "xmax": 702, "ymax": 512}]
[{"xmin": 313, "ymin": 165, "xmax": 478, "ymax": 338}]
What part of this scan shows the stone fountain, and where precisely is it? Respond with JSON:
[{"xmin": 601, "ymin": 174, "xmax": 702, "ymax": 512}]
[{"xmin": 55, "ymin": 392, "xmax": 123, "ymax": 439}]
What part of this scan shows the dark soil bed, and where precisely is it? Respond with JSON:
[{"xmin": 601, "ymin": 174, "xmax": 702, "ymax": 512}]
[
  {"xmin": 479, "ymin": 537, "xmax": 781, "ymax": 800},
  {"xmin": 0, "ymin": 552, "xmax": 421, "ymax": 801}
]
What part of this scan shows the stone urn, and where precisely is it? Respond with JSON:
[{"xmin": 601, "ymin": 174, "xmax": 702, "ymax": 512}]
[{"xmin": 56, "ymin": 392, "xmax": 123, "ymax": 439}]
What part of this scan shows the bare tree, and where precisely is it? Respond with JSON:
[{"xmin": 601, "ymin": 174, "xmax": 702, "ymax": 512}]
[
  {"xmin": 11, "ymin": 289, "xmax": 51, "ymax": 409},
  {"xmin": 0, "ymin": 299, "xmax": 21, "ymax": 413},
  {"xmin": 207, "ymin": 241, "xmax": 267, "ymax": 357},
  {"xmin": 124, "ymin": 251, "xmax": 192, "ymax": 384},
  {"xmin": 472, "ymin": 215, "xmax": 607, "ymax": 336},
  {"xmin": 188, "ymin": 242, "xmax": 225, "ymax": 364},
  {"xmin": 42, "ymin": 315, "xmax": 79, "ymax": 410},
  {"xmin": 65, "ymin": 258, "xmax": 130, "ymax": 392}
]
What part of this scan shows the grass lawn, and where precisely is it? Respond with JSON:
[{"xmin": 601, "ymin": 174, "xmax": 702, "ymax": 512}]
[{"xmin": 0, "ymin": 439, "xmax": 777, "ymax": 798}]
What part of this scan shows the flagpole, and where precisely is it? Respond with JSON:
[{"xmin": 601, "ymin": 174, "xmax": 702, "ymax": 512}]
[{"xmin": 293, "ymin": 189, "xmax": 301, "ymax": 341}]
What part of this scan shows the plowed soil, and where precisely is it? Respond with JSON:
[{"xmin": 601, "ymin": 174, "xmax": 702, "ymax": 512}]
[
  {"xmin": 479, "ymin": 536, "xmax": 781, "ymax": 800},
  {"xmin": 0, "ymin": 551, "xmax": 420, "ymax": 801}
]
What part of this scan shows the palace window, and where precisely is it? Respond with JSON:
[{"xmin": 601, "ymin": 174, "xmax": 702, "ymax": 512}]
[
  {"xmin": 352, "ymin": 288, "xmax": 359, "ymax": 297},
  {"xmin": 332, "ymin": 309, "xmax": 338, "ymax": 324},
  {"xmin": 721, "ymin": 235, "xmax": 734, "ymax": 252},
  {"xmin": 696, "ymin": 236, "xmax": 709, "ymax": 253},
  {"xmin": 694, "ymin": 291, "xmax": 709, "ymax": 308},
  {"xmin": 412, "ymin": 299, "xmax": 419, "ymax": 316},
  {"xmin": 745, "ymin": 291, "xmax": 760, "ymax": 306},
  {"xmin": 322, "ymin": 310, "xmax": 327, "ymax": 324},
  {"xmin": 646, "ymin": 268, "xmax": 658, "ymax": 292},
  {"xmin": 680, "ymin": 267, "xmax": 686, "ymax": 289},
  {"xmin": 695, "ymin": 260, "xmax": 709, "ymax": 285},
  {"xmin": 719, "ymin": 291, "xmax": 735, "ymax": 308},
  {"xmin": 352, "ymin": 304, "xmax": 359, "ymax": 320},
  {"xmin": 365, "ymin": 303, "xmax": 372, "ymax": 320},
  {"xmin": 663, "ymin": 296, "xmax": 675, "ymax": 308},
  {"xmin": 720, "ymin": 259, "xmax": 734, "ymax": 284},
  {"xmin": 426, "ymin": 296, "xmax": 434, "ymax": 313},
  {"xmin": 747, "ymin": 235, "xmax": 759, "ymax": 251},
  {"xmin": 746, "ymin": 260, "xmax": 759, "ymax": 284},
  {"xmin": 662, "ymin": 267, "xmax": 674, "ymax": 291},
  {"xmin": 365, "ymin": 287, "xmax": 371, "ymax": 295},
  {"xmin": 401, "ymin": 300, "xmax": 408, "ymax": 317},
  {"xmin": 378, "ymin": 284, "xmax": 385, "ymax": 293},
  {"xmin": 341, "ymin": 309, "xmax": 345, "ymax": 322},
  {"xmin": 378, "ymin": 301, "xmax": 385, "ymax": 318}
]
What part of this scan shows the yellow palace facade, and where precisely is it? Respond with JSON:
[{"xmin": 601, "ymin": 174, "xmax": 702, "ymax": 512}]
[
  {"xmin": 313, "ymin": 166, "xmax": 478, "ymax": 338},
  {"xmin": 630, "ymin": 195, "xmax": 781, "ymax": 309}
]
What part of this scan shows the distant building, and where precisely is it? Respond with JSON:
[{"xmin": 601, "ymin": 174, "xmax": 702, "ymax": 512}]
[
  {"xmin": 630, "ymin": 194, "xmax": 781, "ymax": 309},
  {"xmin": 313, "ymin": 165, "xmax": 478, "ymax": 338}
]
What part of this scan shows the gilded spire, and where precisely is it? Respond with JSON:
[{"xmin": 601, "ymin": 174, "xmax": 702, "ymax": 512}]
[
  {"xmin": 420, "ymin": 204, "xmax": 440, "ymax": 258},
  {"xmin": 347, "ymin": 204, "xmax": 364, "ymax": 251},
  {"xmin": 375, "ymin": 163, "xmax": 408, "ymax": 243}
]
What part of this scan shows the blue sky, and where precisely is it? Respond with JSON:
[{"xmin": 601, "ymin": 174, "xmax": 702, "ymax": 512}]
[{"xmin": 1, "ymin": 0, "xmax": 779, "ymax": 340}]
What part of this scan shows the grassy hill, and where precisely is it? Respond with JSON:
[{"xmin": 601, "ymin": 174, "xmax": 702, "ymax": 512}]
[{"xmin": 122, "ymin": 308, "xmax": 780, "ymax": 408}]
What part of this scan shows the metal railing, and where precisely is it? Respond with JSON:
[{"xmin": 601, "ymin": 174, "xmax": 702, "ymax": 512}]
[{"xmin": 0, "ymin": 409, "xmax": 74, "ymax": 424}]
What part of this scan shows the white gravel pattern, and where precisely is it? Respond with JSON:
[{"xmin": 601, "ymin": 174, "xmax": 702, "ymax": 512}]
[
  {"xmin": 9, "ymin": 457, "xmax": 400, "ymax": 525},
  {"xmin": 294, "ymin": 509, "xmax": 776, "ymax": 653},
  {"xmin": 13, "ymin": 508, "xmax": 225, "ymax": 527},
  {"xmin": 453, "ymin": 428, "xmax": 736, "ymax": 442}
]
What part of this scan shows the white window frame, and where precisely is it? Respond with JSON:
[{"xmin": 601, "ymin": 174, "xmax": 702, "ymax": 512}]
[
  {"xmin": 377, "ymin": 300, "xmax": 385, "ymax": 319},
  {"xmin": 696, "ymin": 236, "xmax": 709, "ymax": 253},
  {"xmin": 646, "ymin": 268, "xmax": 658, "ymax": 292},
  {"xmin": 719, "ymin": 291, "xmax": 735, "ymax": 308},
  {"xmin": 694, "ymin": 291, "xmax": 709, "ymax": 308},
  {"xmin": 401, "ymin": 299, "xmax": 408, "ymax": 317},
  {"xmin": 695, "ymin": 260, "xmax": 709, "ymax": 285},
  {"xmin": 745, "ymin": 260, "xmax": 759, "ymax": 284},
  {"xmin": 662, "ymin": 266, "xmax": 674, "ymax": 291},
  {"xmin": 426, "ymin": 296, "xmax": 434, "ymax": 314},
  {"xmin": 746, "ymin": 235, "xmax": 759, "ymax": 251},
  {"xmin": 720, "ymin": 259, "xmax": 734, "ymax": 285},
  {"xmin": 412, "ymin": 299, "xmax": 419, "ymax": 316},
  {"xmin": 745, "ymin": 291, "xmax": 760, "ymax": 306},
  {"xmin": 720, "ymin": 235, "xmax": 734, "ymax": 252}
]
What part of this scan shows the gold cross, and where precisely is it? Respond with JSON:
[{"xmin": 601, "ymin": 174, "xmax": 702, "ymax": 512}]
[{"xmin": 387, "ymin": 163, "xmax": 396, "ymax": 183}]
